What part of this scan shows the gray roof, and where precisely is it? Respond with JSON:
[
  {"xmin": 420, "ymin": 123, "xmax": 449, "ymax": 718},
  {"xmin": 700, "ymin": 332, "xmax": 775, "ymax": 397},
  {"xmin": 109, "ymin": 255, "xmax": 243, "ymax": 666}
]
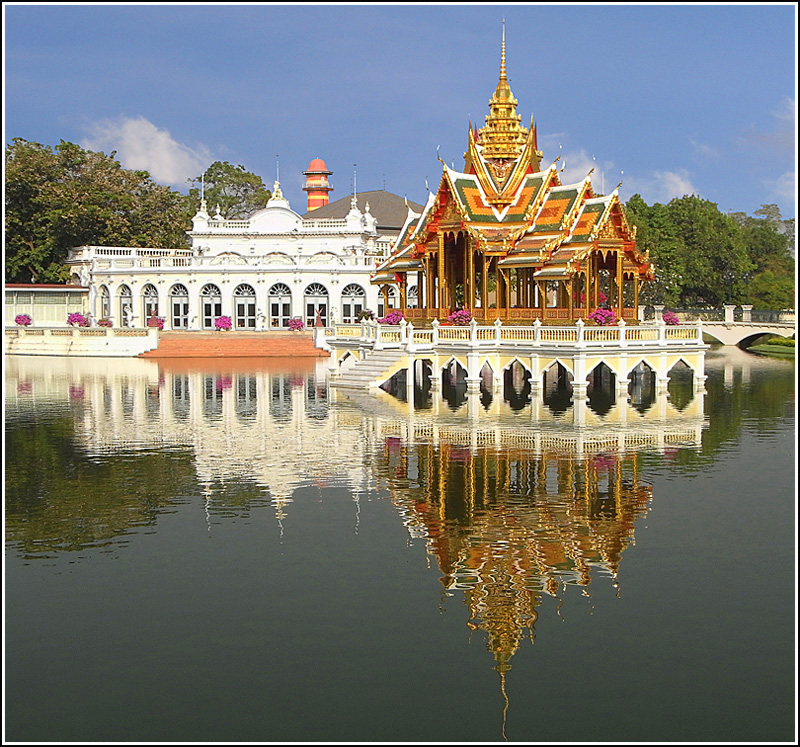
[{"xmin": 302, "ymin": 190, "xmax": 424, "ymax": 230}]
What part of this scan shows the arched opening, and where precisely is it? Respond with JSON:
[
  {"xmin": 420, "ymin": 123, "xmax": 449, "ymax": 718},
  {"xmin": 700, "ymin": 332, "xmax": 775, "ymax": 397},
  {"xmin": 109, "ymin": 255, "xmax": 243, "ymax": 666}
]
[
  {"xmin": 141, "ymin": 284, "xmax": 159, "ymax": 322},
  {"xmin": 587, "ymin": 362, "xmax": 617, "ymax": 417},
  {"xmin": 629, "ymin": 361, "xmax": 657, "ymax": 413},
  {"xmin": 304, "ymin": 283, "xmax": 328, "ymax": 327},
  {"xmin": 504, "ymin": 360, "xmax": 531, "ymax": 411},
  {"xmin": 543, "ymin": 361, "xmax": 573, "ymax": 415},
  {"xmin": 118, "ymin": 285, "xmax": 132, "ymax": 327},
  {"xmin": 170, "ymin": 284, "xmax": 189, "ymax": 329},
  {"xmin": 99, "ymin": 285, "xmax": 111, "ymax": 321},
  {"xmin": 234, "ymin": 284, "xmax": 257, "ymax": 329},
  {"xmin": 201, "ymin": 284, "xmax": 222, "ymax": 329},
  {"xmin": 442, "ymin": 359, "xmax": 468, "ymax": 411},
  {"xmin": 667, "ymin": 360, "xmax": 694, "ymax": 411},
  {"xmin": 268, "ymin": 283, "xmax": 292, "ymax": 329},
  {"xmin": 341, "ymin": 283, "xmax": 366, "ymax": 324}
]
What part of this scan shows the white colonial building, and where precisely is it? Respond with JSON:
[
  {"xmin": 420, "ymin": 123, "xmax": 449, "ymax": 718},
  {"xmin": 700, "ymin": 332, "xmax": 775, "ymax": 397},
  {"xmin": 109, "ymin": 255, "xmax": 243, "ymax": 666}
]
[{"xmin": 65, "ymin": 160, "xmax": 422, "ymax": 331}]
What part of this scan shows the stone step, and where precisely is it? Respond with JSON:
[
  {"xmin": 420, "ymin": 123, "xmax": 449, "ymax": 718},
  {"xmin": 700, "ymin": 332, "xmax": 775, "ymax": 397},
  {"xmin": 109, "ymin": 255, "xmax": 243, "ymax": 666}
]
[
  {"xmin": 332, "ymin": 349, "xmax": 408, "ymax": 388},
  {"xmin": 140, "ymin": 331, "xmax": 329, "ymax": 358}
]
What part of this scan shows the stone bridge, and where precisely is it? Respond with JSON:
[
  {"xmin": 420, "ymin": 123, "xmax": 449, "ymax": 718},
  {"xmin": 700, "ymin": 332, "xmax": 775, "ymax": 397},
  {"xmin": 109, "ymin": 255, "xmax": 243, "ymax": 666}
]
[{"xmin": 648, "ymin": 304, "xmax": 795, "ymax": 347}]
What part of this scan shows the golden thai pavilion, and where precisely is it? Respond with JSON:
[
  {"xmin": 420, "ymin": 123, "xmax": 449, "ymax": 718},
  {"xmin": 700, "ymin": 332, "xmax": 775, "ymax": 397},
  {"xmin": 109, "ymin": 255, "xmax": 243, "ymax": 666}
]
[{"xmin": 372, "ymin": 29, "xmax": 654, "ymax": 323}]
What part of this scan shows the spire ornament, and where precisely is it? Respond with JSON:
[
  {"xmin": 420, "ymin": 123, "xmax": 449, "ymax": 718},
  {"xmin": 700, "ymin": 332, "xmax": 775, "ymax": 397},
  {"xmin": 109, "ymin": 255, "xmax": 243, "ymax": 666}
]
[{"xmin": 476, "ymin": 21, "xmax": 528, "ymax": 163}]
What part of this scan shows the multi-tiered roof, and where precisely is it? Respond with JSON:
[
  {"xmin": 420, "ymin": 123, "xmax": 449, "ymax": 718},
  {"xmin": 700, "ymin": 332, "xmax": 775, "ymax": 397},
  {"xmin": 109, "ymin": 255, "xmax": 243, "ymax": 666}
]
[{"xmin": 373, "ymin": 27, "xmax": 653, "ymax": 290}]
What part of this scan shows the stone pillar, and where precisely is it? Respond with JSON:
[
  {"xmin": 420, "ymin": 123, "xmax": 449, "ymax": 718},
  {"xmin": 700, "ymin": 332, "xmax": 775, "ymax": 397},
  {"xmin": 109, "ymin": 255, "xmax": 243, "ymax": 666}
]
[
  {"xmin": 724, "ymin": 304, "xmax": 736, "ymax": 324},
  {"xmin": 741, "ymin": 304, "xmax": 753, "ymax": 322},
  {"xmin": 653, "ymin": 304, "xmax": 664, "ymax": 323}
]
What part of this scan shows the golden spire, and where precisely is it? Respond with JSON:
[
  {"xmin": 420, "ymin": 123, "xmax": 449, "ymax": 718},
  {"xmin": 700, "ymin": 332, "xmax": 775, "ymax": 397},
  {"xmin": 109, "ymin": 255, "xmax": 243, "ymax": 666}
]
[
  {"xmin": 500, "ymin": 19, "xmax": 507, "ymax": 84},
  {"xmin": 476, "ymin": 21, "xmax": 528, "ymax": 162}
]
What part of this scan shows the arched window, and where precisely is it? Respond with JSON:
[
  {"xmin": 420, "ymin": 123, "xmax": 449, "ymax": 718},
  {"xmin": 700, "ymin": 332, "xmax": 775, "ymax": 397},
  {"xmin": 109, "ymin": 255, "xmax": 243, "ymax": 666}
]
[
  {"xmin": 407, "ymin": 285, "xmax": 418, "ymax": 309},
  {"xmin": 341, "ymin": 283, "xmax": 366, "ymax": 323},
  {"xmin": 118, "ymin": 285, "xmax": 132, "ymax": 326},
  {"xmin": 304, "ymin": 283, "xmax": 328, "ymax": 327},
  {"xmin": 269, "ymin": 283, "xmax": 292, "ymax": 329},
  {"xmin": 234, "ymin": 284, "xmax": 257, "ymax": 329},
  {"xmin": 201, "ymin": 284, "xmax": 222, "ymax": 329},
  {"xmin": 99, "ymin": 285, "xmax": 111, "ymax": 320},
  {"xmin": 170, "ymin": 284, "xmax": 189, "ymax": 329},
  {"xmin": 142, "ymin": 284, "xmax": 159, "ymax": 321}
]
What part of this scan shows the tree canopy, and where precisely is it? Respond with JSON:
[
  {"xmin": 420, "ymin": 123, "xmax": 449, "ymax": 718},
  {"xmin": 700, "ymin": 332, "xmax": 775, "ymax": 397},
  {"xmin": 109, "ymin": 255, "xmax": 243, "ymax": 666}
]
[
  {"xmin": 187, "ymin": 161, "xmax": 271, "ymax": 220},
  {"xmin": 5, "ymin": 138, "xmax": 193, "ymax": 283},
  {"xmin": 625, "ymin": 195, "xmax": 794, "ymax": 310}
]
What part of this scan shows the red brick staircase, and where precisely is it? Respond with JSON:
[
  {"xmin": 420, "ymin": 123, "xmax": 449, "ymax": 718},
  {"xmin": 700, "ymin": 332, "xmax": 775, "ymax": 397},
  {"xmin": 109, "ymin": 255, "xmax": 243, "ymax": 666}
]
[{"xmin": 140, "ymin": 331, "xmax": 329, "ymax": 358}]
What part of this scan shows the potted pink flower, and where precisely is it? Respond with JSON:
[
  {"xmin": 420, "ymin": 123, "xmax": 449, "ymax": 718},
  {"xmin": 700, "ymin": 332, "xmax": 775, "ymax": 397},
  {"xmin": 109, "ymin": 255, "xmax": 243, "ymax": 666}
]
[
  {"xmin": 67, "ymin": 312, "xmax": 87, "ymax": 327},
  {"xmin": 588, "ymin": 307, "xmax": 617, "ymax": 326},
  {"xmin": 14, "ymin": 314, "xmax": 32, "ymax": 327},
  {"xmin": 288, "ymin": 318, "xmax": 305, "ymax": 331},
  {"xmin": 662, "ymin": 310, "xmax": 680, "ymax": 326},
  {"xmin": 447, "ymin": 309, "xmax": 473, "ymax": 325},
  {"xmin": 377, "ymin": 310, "xmax": 404, "ymax": 325},
  {"xmin": 97, "ymin": 318, "xmax": 113, "ymax": 328},
  {"xmin": 146, "ymin": 313, "xmax": 165, "ymax": 330},
  {"xmin": 214, "ymin": 315, "xmax": 232, "ymax": 331}
]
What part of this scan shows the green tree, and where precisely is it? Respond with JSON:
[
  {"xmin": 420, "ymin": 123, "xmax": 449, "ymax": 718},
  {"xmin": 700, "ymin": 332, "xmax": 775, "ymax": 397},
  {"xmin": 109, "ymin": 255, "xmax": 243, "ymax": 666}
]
[
  {"xmin": 626, "ymin": 195, "xmax": 686, "ymax": 307},
  {"xmin": 739, "ymin": 208, "xmax": 794, "ymax": 309},
  {"xmin": 5, "ymin": 138, "xmax": 193, "ymax": 283},
  {"xmin": 666, "ymin": 195, "xmax": 753, "ymax": 307},
  {"xmin": 187, "ymin": 161, "xmax": 271, "ymax": 220}
]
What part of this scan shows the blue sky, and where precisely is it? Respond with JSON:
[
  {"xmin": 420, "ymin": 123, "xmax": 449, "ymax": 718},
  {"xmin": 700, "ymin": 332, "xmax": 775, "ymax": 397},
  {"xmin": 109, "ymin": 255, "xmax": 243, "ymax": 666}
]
[{"xmin": 4, "ymin": 3, "xmax": 797, "ymax": 219}]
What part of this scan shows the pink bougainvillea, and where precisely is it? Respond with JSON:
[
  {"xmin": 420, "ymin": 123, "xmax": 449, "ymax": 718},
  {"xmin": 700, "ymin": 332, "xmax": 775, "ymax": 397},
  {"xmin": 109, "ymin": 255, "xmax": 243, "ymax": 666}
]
[
  {"xmin": 447, "ymin": 309, "xmax": 473, "ymax": 325},
  {"xmin": 588, "ymin": 308, "xmax": 616, "ymax": 326},
  {"xmin": 377, "ymin": 310, "xmax": 404, "ymax": 325}
]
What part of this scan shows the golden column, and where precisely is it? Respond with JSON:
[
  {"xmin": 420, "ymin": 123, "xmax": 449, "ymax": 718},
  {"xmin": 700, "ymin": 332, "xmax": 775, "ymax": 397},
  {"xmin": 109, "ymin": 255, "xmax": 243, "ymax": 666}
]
[{"xmin": 437, "ymin": 233, "xmax": 447, "ymax": 311}]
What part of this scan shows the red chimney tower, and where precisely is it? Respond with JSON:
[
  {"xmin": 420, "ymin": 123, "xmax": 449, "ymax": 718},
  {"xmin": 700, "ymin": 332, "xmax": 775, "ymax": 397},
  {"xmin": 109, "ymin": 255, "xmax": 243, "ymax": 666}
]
[{"xmin": 303, "ymin": 158, "xmax": 333, "ymax": 211}]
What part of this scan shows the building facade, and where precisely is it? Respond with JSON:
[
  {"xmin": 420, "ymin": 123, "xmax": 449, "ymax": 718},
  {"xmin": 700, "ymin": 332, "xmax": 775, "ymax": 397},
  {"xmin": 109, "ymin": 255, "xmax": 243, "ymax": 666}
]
[{"xmin": 65, "ymin": 160, "xmax": 422, "ymax": 331}]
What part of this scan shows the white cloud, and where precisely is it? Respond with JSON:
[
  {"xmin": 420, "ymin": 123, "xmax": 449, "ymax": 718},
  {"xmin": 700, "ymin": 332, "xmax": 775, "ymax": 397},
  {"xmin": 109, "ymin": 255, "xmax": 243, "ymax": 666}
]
[
  {"xmin": 621, "ymin": 169, "xmax": 698, "ymax": 205},
  {"xmin": 765, "ymin": 170, "xmax": 796, "ymax": 206},
  {"xmin": 652, "ymin": 169, "xmax": 697, "ymax": 201},
  {"xmin": 81, "ymin": 116, "xmax": 212, "ymax": 188}
]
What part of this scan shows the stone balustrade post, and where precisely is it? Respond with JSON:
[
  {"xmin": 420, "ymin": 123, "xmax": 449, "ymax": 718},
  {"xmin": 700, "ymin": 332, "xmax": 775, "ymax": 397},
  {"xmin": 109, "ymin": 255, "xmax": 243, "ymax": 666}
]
[
  {"xmin": 638, "ymin": 305, "xmax": 646, "ymax": 322},
  {"xmin": 431, "ymin": 318, "xmax": 440, "ymax": 346},
  {"xmin": 533, "ymin": 318, "xmax": 541, "ymax": 344},
  {"xmin": 405, "ymin": 321, "xmax": 415, "ymax": 351},
  {"xmin": 469, "ymin": 317, "xmax": 478, "ymax": 346},
  {"xmin": 617, "ymin": 317, "xmax": 627, "ymax": 346},
  {"xmin": 575, "ymin": 317, "xmax": 585, "ymax": 347},
  {"xmin": 654, "ymin": 305, "xmax": 665, "ymax": 323},
  {"xmin": 494, "ymin": 317, "xmax": 503, "ymax": 343},
  {"xmin": 741, "ymin": 305, "xmax": 753, "ymax": 322}
]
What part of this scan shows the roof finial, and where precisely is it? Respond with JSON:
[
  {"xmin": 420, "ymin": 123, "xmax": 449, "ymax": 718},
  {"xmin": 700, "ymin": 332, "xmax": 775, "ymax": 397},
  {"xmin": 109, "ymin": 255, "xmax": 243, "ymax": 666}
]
[{"xmin": 500, "ymin": 19, "xmax": 507, "ymax": 82}]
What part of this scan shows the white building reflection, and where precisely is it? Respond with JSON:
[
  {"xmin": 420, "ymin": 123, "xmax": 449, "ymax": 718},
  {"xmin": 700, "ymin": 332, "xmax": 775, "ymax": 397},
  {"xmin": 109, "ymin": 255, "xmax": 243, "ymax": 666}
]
[{"xmin": 6, "ymin": 355, "xmax": 705, "ymax": 522}]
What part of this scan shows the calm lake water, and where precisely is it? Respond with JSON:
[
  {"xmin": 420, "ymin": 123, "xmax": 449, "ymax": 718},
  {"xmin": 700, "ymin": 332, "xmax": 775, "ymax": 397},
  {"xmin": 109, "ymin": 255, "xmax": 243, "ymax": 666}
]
[{"xmin": 4, "ymin": 347, "xmax": 796, "ymax": 743}]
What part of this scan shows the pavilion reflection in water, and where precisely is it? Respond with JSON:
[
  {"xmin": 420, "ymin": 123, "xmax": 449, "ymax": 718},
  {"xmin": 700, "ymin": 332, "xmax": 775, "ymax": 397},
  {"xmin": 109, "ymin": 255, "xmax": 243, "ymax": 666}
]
[{"xmin": 7, "ymin": 355, "xmax": 704, "ymax": 680}]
